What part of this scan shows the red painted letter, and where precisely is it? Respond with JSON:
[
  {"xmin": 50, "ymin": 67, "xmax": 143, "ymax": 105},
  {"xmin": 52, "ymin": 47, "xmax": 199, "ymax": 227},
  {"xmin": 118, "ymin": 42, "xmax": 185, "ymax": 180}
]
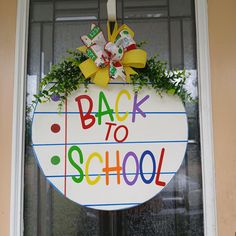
[
  {"xmin": 105, "ymin": 122, "xmax": 117, "ymax": 140},
  {"xmin": 75, "ymin": 95, "xmax": 95, "ymax": 129},
  {"xmin": 155, "ymin": 148, "xmax": 166, "ymax": 186}
]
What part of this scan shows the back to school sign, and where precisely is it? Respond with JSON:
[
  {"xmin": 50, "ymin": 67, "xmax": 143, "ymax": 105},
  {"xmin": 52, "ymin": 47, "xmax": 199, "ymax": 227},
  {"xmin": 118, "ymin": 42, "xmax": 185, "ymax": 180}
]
[{"xmin": 32, "ymin": 84, "xmax": 188, "ymax": 210}]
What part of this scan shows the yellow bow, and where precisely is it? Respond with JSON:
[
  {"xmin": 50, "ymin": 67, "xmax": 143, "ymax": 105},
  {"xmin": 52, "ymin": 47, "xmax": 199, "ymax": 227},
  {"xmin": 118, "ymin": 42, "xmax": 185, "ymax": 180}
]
[{"xmin": 78, "ymin": 22, "xmax": 147, "ymax": 87}]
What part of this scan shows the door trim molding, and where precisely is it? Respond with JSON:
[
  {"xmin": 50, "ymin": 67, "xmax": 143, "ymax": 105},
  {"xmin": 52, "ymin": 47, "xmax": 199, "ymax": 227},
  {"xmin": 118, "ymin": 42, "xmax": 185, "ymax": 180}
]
[
  {"xmin": 195, "ymin": 0, "xmax": 218, "ymax": 235},
  {"xmin": 10, "ymin": 0, "xmax": 217, "ymax": 235},
  {"xmin": 10, "ymin": 0, "xmax": 29, "ymax": 236}
]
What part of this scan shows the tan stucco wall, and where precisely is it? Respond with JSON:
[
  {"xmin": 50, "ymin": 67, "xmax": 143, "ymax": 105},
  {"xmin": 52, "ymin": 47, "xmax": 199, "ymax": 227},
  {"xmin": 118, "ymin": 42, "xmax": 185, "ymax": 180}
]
[
  {"xmin": 0, "ymin": 0, "xmax": 236, "ymax": 235},
  {"xmin": 0, "ymin": 0, "xmax": 16, "ymax": 235},
  {"xmin": 208, "ymin": 0, "xmax": 236, "ymax": 235}
]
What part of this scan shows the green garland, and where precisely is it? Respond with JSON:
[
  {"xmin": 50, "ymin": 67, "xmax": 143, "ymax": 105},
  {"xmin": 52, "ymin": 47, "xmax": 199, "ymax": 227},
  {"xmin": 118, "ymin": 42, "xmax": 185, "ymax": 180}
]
[{"xmin": 33, "ymin": 49, "xmax": 192, "ymax": 110}]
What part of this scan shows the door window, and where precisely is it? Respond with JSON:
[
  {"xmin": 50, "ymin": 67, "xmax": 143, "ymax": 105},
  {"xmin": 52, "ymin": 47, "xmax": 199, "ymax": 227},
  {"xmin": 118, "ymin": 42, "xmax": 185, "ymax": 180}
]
[{"xmin": 24, "ymin": 0, "xmax": 203, "ymax": 235}]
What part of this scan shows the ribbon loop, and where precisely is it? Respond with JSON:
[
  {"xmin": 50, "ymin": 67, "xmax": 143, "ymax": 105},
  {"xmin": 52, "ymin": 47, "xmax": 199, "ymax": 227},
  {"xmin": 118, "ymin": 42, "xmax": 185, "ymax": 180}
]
[{"xmin": 122, "ymin": 49, "xmax": 147, "ymax": 68}]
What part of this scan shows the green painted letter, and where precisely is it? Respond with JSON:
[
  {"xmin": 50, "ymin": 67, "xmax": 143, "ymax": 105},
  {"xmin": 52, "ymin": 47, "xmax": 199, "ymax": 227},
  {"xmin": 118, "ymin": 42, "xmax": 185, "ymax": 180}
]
[
  {"xmin": 68, "ymin": 145, "xmax": 84, "ymax": 183},
  {"xmin": 95, "ymin": 91, "xmax": 114, "ymax": 125}
]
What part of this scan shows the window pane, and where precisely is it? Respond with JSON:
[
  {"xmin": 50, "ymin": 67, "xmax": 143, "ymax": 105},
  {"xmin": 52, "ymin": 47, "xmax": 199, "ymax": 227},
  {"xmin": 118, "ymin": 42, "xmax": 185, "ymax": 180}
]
[
  {"xmin": 24, "ymin": 0, "xmax": 204, "ymax": 235},
  {"xmin": 169, "ymin": 0, "xmax": 192, "ymax": 17},
  {"xmin": 31, "ymin": 2, "xmax": 53, "ymax": 22},
  {"xmin": 124, "ymin": 19, "xmax": 169, "ymax": 62}
]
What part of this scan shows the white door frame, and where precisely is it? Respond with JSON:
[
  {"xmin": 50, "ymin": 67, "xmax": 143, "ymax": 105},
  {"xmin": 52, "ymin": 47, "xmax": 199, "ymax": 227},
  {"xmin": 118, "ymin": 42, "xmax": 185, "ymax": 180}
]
[
  {"xmin": 10, "ymin": 0, "xmax": 218, "ymax": 235},
  {"xmin": 10, "ymin": 1, "xmax": 29, "ymax": 236},
  {"xmin": 195, "ymin": 1, "xmax": 218, "ymax": 235}
]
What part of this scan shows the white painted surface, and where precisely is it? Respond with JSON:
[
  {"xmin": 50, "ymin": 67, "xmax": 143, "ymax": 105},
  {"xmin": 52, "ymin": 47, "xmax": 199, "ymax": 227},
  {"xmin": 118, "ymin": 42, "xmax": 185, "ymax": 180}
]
[{"xmin": 32, "ymin": 85, "xmax": 188, "ymax": 210}]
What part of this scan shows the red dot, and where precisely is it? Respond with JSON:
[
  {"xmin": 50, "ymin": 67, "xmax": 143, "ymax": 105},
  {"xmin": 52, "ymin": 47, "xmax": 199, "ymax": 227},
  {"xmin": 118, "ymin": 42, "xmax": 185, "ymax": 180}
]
[{"xmin": 51, "ymin": 124, "xmax": 61, "ymax": 133}]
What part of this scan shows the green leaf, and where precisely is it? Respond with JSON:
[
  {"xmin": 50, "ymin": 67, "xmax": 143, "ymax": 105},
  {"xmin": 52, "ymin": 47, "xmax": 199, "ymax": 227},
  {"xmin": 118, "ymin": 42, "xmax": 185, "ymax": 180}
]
[
  {"xmin": 31, "ymin": 50, "xmax": 193, "ymax": 109},
  {"xmin": 167, "ymin": 89, "xmax": 176, "ymax": 95}
]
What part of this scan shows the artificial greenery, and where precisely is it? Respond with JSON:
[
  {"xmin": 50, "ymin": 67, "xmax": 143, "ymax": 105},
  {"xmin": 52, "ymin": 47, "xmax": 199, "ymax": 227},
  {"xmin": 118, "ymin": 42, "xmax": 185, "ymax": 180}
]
[{"xmin": 33, "ymin": 49, "xmax": 191, "ymax": 110}]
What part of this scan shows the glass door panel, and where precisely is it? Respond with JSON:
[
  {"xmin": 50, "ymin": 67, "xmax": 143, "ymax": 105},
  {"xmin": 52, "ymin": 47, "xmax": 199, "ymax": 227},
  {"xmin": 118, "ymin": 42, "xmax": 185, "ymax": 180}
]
[{"xmin": 24, "ymin": 0, "xmax": 203, "ymax": 235}]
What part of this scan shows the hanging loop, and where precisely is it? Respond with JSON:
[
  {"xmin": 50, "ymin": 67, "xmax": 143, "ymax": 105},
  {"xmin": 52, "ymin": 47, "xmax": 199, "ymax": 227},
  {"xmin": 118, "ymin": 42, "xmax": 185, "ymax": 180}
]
[{"xmin": 107, "ymin": 0, "xmax": 116, "ymax": 22}]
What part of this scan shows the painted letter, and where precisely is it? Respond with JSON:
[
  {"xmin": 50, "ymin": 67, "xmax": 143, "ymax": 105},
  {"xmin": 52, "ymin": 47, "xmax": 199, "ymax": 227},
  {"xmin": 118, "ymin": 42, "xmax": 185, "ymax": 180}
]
[
  {"xmin": 102, "ymin": 151, "xmax": 122, "ymax": 185},
  {"xmin": 85, "ymin": 152, "xmax": 103, "ymax": 185},
  {"xmin": 114, "ymin": 125, "xmax": 129, "ymax": 143},
  {"xmin": 105, "ymin": 122, "xmax": 117, "ymax": 141},
  {"xmin": 155, "ymin": 148, "xmax": 166, "ymax": 186},
  {"xmin": 140, "ymin": 150, "xmax": 156, "ymax": 184},
  {"xmin": 115, "ymin": 89, "xmax": 131, "ymax": 121},
  {"xmin": 95, "ymin": 91, "xmax": 114, "ymax": 125},
  {"xmin": 68, "ymin": 146, "xmax": 84, "ymax": 183},
  {"xmin": 122, "ymin": 151, "xmax": 139, "ymax": 186},
  {"xmin": 132, "ymin": 93, "xmax": 150, "ymax": 122},
  {"xmin": 75, "ymin": 95, "xmax": 95, "ymax": 129}
]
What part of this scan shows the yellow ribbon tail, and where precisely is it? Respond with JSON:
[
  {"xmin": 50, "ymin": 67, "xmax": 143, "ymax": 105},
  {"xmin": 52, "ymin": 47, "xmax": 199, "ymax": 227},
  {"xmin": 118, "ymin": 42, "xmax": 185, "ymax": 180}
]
[
  {"xmin": 107, "ymin": 21, "xmax": 119, "ymax": 42},
  {"xmin": 79, "ymin": 58, "xmax": 98, "ymax": 78},
  {"xmin": 124, "ymin": 67, "xmax": 137, "ymax": 83},
  {"xmin": 77, "ymin": 45, "xmax": 87, "ymax": 54},
  {"xmin": 93, "ymin": 67, "xmax": 110, "ymax": 87},
  {"xmin": 122, "ymin": 49, "xmax": 147, "ymax": 68}
]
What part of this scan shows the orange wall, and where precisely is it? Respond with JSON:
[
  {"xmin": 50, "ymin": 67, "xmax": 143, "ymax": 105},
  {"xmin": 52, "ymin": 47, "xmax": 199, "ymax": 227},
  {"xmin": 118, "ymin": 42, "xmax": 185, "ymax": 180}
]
[
  {"xmin": 0, "ymin": 0, "xmax": 16, "ymax": 235},
  {"xmin": 0, "ymin": 0, "xmax": 236, "ymax": 235},
  {"xmin": 208, "ymin": 0, "xmax": 236, "ymax": 235}
]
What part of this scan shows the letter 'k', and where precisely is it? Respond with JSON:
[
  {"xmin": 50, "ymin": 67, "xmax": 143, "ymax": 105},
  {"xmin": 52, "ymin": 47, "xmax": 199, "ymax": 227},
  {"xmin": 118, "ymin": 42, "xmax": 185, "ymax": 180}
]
[{"xmin": 132, "ymin": 93, "xmax": 150, "ymax": 122}]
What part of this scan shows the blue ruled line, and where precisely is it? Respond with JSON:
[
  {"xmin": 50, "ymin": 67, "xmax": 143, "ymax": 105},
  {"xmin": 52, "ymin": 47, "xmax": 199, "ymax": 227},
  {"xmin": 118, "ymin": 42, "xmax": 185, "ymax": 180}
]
[
  {"xmin": 83, "ymin": 202, "xmax": 140, "ymax": 207},
  {"xmin": 34, "ymin": 111, "xmax": 186, "ymax": 115},
  {"xmin": 32, "ymin": 140, "xmax": 188, "ymax": 147},
  {"xmin": 48, "ymin": 81, "xmax": 152, "ymax": 85},
  {"xmin": 46, "ymin": 171, "xmax": 176, "ymax": 178}
]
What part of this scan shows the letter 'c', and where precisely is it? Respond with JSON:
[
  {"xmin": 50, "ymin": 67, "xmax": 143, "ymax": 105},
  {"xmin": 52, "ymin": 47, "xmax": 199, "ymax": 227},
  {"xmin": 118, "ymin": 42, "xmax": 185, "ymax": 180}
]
[
  {"xmin": 115, "ymin": 89, "xmax": 131, "ymax": 121},
  {"xmin": 85, "ymin": 152, "xmax": 103, "ymax": 185}
]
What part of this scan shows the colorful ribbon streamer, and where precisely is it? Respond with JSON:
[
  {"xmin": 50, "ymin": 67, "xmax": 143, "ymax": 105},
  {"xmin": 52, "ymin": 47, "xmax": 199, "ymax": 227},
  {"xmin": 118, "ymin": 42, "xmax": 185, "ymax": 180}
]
[{"xmin": 78, "ymin": 22, "xmax": 147, "ymax": 87}]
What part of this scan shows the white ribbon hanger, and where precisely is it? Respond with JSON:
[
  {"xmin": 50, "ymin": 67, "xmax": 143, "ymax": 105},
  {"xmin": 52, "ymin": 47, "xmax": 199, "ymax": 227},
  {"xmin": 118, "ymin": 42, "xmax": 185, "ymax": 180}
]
[
  {"xmin": 107, "ymin": 0, "xmax": 116, "ymax": 33},
  {"xmin": 107, "ymin": 0, "xmax": 116, "ymax": 22}
]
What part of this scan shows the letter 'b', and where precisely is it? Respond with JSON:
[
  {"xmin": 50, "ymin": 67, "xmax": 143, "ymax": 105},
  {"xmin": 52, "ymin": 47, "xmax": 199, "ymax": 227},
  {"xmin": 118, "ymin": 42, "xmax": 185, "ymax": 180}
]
[{"xmin": 75, "ymin": 95, "xmax": 95, "ymax": 129}]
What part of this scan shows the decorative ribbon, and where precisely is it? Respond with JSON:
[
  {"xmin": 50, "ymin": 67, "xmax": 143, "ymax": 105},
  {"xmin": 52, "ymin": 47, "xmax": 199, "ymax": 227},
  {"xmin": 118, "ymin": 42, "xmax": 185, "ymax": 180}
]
[{"xmin": 78, "ymin": 22, "xmax": 147, "ymax": 87}]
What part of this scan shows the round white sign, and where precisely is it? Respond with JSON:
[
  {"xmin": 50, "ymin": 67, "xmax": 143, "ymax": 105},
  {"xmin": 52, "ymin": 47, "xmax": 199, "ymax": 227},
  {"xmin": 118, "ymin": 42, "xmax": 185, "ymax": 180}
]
[{"xmin": 32, "ymin": 84, "xmax": 188, "ymax": 210}]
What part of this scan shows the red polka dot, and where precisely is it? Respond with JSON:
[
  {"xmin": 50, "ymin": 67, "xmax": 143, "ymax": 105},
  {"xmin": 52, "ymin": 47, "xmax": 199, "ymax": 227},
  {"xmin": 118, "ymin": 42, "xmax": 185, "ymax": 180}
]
[{"xmin": 51, "ymin": 124, "xmax": 61, "ymax": 133}]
